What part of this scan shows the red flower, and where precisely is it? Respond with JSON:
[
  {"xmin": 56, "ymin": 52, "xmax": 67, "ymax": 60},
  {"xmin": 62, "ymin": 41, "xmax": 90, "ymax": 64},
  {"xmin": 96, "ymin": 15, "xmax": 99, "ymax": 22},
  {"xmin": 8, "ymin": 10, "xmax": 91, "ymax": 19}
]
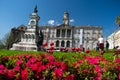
[
  {"xmin": 42, "ymin": 42, "xmax": 48, "ymax": 47},
  {"xmin": 47, "ymin": 55, "xmax": 55, "ymax": 62},
  {"xmin": 7, "ymin": 69, "xmax": 16, "ymax": 79},
  {"xmin": 72, "ymin": 47, "xmax": 76, "ymax": 52},
  {"xmin": 21, "ymin": 68, "xmax": 28, "ymax": 80},
  {"xmin": 53, "ymin": 68, "xmax": 62, "ymax": 78},
  {"xmin": 16, "ymin": 60, "xmax": 23, "ymax": 66},
  {"xmin": 60, "ymin": 48, "xmax": 64, "ymax": 51},
  {"xmin": 86, "ymin": 49, "xmax": 90, "ymax": 53},
  {"xmin": 65, "ymin": 74, "xmax": 74, "ymax": 80},
  {"xmin": 100, "ymin": 51, "xmax": 104, "ymax": 55},
  {"xmin": 50, "ymin": 42, "xmax": 54, "ymax": 46},
  {"xmin": 14, "ymin": 66, "xmax": 20, "ymax": 71},
  {"xmin": 83, "ymin": 69, "xmax": 88, "ymax": 73},
  {"xmin": 30, "ymin": 64, "xmax": 38, "ymax": 71},
  {"xmin": 0, "ymin": 64, "xmax": 5, "ymax": 69},
  {"xmin": 64, "ymin": 48, "xmax": 70, "ymax": 52},
  {"xmin": 50, "ymin": 47, "xmax": 54, "ymax": 51},
  {"xmin": 61, "ymin": 62, "xmax": 67, "ymax": 70},
  {"xmin": 118, "ymin": 73, "xmax": 120, "ymax": 80},
  {"xmin": 76, "ymin": 48, "xmax": 82, "ymax": 52}
]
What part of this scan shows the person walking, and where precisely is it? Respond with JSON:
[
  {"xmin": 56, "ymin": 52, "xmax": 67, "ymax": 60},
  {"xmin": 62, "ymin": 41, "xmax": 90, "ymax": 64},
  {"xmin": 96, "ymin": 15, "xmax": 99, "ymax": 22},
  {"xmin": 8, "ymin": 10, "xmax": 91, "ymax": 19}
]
[
  {"xmin": 106, "ymin": 40, "xmax": 109, "ymax": 52},
  {"xmin": 98, "ymin": 35, "xmax": 104, "ymax": 52}
]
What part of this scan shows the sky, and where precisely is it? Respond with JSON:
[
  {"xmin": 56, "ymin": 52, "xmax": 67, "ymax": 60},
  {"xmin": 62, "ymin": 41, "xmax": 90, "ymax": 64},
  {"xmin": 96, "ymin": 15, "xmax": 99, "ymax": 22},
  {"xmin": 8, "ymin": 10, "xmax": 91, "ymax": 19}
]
[{"xmin": 0, "ymin": 0, "xmax": 120, "ymax": 39}]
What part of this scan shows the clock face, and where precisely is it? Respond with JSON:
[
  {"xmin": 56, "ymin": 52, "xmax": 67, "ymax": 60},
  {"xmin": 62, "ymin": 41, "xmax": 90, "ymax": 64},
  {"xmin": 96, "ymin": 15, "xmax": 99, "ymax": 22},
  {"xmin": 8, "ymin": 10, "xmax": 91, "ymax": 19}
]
[
  {"xmin": 30, "ymin": 20, "xmax": 35, "ymax": 25},
  {"xmin": 64, "ymin": 15, "xmax": 67, "ymax": 19}
]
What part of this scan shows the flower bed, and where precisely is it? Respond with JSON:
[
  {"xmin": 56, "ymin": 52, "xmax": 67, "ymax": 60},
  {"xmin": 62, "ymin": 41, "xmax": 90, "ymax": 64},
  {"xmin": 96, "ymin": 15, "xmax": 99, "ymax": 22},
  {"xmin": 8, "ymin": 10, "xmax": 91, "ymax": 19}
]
[{"xmin": 0, "ymin": 51, "xmax": 120, "ymax": 80}]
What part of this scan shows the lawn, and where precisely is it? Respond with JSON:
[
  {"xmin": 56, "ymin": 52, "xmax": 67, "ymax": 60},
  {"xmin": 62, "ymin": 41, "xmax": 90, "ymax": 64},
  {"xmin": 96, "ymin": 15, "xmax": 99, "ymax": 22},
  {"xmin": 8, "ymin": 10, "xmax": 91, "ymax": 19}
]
[{"xmin": 0, "ymin": 49, "xmax": 115, "ymax": 61}]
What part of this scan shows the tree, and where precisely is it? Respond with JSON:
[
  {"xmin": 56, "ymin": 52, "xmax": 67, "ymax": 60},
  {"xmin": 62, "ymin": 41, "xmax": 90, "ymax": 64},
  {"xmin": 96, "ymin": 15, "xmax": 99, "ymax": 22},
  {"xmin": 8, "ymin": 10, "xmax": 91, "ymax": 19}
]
[
  {"xmin": 0, "ymin": 33, "xmax": 10, "ymax": 49},
  {"xmin": 116, "ymin": 15, "xmax": 120, "ymax": 27}
]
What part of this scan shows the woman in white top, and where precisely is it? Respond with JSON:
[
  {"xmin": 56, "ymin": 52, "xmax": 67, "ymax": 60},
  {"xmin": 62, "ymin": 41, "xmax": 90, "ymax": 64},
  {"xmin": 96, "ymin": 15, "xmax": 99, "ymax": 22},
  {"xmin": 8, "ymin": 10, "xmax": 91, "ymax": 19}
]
[{"xmin": 98, "ymin": 35, "xmax": 104, "ymax": 51}]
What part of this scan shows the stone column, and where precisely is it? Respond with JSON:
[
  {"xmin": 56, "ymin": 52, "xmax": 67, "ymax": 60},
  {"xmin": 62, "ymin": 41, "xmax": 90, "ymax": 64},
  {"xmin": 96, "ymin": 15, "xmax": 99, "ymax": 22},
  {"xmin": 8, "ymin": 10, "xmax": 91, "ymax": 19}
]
[
  {"xmin": 60, "ymin": 29, "xmax": 62, "ymax": 38},
  {"xmin": 64, "ymin": 40, "xmax": 66, "ymax": 48},
  {"xmin": 70, "ymin": 30, "xmax": 72, "ymax": 37},
  {"xmin": 59, "ymin": 40, "xmax": 61, "ymax": 48},
  {"xmin": 70, "ymin": 41, "xmax": 72, "ymax": 48},
  {"xmin": 65, "ymin": 29, "xmax": 67, "ymax": 38}
]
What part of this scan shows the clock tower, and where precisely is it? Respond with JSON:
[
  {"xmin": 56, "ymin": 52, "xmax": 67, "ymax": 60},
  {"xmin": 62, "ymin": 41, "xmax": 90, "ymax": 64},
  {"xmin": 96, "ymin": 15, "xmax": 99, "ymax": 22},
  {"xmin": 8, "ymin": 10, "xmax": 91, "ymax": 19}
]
[
  {"xmin": 28, "ymin": 6, "xmax": 40, "ymax": 29},
  {"xmin": 63, "ymin": 11, "xmax": 69, "ymax": 26}
]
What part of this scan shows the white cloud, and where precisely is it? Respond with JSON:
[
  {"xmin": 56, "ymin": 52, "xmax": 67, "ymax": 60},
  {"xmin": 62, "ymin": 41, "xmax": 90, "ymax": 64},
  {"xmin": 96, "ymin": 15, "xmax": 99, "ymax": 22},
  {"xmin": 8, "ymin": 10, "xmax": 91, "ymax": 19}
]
[
  {"xmin": 48, "ymin": 20, "xmax": 55, "ymax": 26},
  {"xmin": 70, "ymin": 19, "xmax": 75, "ymax": 22}
]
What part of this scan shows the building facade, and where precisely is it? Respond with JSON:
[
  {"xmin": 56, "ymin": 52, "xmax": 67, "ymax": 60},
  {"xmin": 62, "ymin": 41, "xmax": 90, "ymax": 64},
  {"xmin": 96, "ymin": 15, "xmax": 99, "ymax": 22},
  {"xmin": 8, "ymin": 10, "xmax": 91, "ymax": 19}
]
[
  {"xmin": 107, "ymin": 29, "xmax": 120, "ymax": 49},
  {"xmin": 11, "ymin": 7, "xmax": 102, "ymax": 51}
]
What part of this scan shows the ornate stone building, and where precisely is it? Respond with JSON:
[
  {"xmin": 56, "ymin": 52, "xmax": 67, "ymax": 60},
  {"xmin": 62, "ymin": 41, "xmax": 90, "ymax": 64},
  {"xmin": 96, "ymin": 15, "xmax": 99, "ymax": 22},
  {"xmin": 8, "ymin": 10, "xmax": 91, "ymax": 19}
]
[
  {"xmin": 107, "ymin": 29, "xmax": 120, "ymax": 49},
  {"xmin": 10, "ymin": 6, "xmax": 102, "ymax": 51}
]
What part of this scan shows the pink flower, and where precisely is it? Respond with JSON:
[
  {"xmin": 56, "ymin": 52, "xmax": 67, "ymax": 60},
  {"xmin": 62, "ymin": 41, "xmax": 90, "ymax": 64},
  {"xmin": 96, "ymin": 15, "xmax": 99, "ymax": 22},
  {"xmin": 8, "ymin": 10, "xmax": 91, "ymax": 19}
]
[
  {"xmin": 83, "ymin": 69, "xmax": 88, "ymax": 73},
  {"xmin": 7, "ymin": 69, "xmax": 16, "ymax": 79},
  {"xmin": 95, "ymin": 65, "xmax": 101, "ymax": 73},
  {"xmin": 86, "ymin": 56, "xmax": 99, "ymax": 65},
  {"xmin": 16, "ymin": 60, "xmax": 23, "ymax": 66},
  {"xmin": 77, "ymin": 60, "xmax": 83, "ymax": 64},
  {"xmin": 115, "ymin": 58, "xmax": 120, "ymax": 63},
  {"xmin": 65, "ymin": 74, "xmax": 74, "ymax": 80},
  {"xmin": 26, "ymin": 61, "xmax": 31, "ymax": 67},
  {"xmin": 21, "ymin": 68, "xmax": 28, "ymax": 80},
  {"xmin": 116, "ymin": 66, "xmax": 120, "ymax": 71},
  {"xmin": 14, "ymin": 66, "xmax": 20, "ymax": 71},
  {"xmin": 0, "ymin": 64, "xmax": 5, "ymax": 69},
  {"xmin": 0, "ymin": 70, "xmax": 2, "ymax": 74},
  {"xmin": 19, "ymin": 54, "xmax": 23, "ymax": 59},
  {"xmin": 54, "ymin": 62, "xmax": 61, "ymax": 67},
  {"xmin": 61, "ymin": 62, "xmax": 67, "ymax": 70},
  {"xmin": 118, "ymin": 73, "xmax": 120, "ymax": 80},
  {"xmin": 29, "ymin": 57, "xmax": 36, "ymax": 63},
  {"xmin": 30, "ymin": 64, "xmax": 38, "ymax": 71},
  {"xmin": 47, "ymin": 55, "xmax": 54, "ymax": 62},
  {"xmin": 53, "ymin": 68, "xmax": 62, "ymax": 78}
]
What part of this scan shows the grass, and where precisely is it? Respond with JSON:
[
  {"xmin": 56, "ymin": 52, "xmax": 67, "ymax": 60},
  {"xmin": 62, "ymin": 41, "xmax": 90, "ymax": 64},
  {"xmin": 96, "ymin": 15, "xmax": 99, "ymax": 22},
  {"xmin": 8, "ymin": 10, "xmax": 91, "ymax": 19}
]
[
  {"xmin": 0, "ymin": 49, "xmax": 116, "ymax": 61},
  {"xmin": 0, "ymin": 49, "xmax": 39, "ymax": 56}
]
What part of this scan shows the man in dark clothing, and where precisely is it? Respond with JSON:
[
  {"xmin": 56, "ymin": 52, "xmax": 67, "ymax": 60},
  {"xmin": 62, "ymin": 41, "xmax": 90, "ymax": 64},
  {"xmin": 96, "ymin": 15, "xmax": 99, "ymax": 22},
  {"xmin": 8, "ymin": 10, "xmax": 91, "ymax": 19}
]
[{"xmin": 106, "ymin": 41, "xmax": 109, "ymax": 52}]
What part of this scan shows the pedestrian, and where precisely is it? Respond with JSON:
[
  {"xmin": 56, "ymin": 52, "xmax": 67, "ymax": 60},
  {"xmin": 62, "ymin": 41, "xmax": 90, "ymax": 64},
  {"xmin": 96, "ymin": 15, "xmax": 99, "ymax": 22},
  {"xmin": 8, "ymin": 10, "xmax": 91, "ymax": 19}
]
[
  {"xmin": 96, "ymin": 42, "xmax": 99, "ymax": 52},
  {"xmin": 98, "ymin": 35, "xmax": 104, "ymax": 52},
  {"xmin": 106, "ymin": 40, "xmax": 109, "ymax": 52}
]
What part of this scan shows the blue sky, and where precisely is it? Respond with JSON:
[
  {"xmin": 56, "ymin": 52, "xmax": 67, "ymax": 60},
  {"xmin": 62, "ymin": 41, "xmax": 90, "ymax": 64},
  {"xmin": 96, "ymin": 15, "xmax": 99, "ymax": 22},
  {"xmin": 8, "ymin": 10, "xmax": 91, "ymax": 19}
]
[{"xmin": 0, "ymin": 0, "xmax": 120, "ymax": 39}]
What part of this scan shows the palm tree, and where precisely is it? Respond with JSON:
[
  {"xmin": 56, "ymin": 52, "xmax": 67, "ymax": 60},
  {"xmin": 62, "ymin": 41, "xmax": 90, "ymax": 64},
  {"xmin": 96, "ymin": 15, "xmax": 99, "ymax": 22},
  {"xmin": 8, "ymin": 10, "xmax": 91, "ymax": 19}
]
[{"xmin": 116, "ymin": 15, "xmax": 120, "ymax": 27}]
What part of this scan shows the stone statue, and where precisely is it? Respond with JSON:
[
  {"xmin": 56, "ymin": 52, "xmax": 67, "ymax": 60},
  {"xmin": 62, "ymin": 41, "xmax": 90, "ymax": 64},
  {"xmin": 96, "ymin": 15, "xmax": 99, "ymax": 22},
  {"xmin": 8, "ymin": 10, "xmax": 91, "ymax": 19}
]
[
  {"xmin": 34, "ymin": 5, "xmax": 38, "ymax": 13},
  {"xmin": 35, "ymin": 26, "xmax": 44, "ymax": 51}
]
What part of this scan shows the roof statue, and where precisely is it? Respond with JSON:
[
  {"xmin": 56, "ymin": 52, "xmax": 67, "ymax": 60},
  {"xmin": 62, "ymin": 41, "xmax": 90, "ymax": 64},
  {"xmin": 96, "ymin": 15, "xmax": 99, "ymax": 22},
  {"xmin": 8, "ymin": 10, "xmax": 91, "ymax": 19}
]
[{"xmin": 34, "ymin": 5, "xmax": 38, "ymax": 13}]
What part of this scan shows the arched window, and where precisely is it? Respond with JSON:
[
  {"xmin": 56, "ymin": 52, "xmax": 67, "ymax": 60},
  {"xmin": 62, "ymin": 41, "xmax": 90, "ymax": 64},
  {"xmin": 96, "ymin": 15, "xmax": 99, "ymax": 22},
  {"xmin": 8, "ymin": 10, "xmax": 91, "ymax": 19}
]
[
  {"xmin": 61, "ymin": 40, "xmax": 65, "ymax": 47},
  {"xmin": 56, "ymin": 29, "xmax": 60, "ymax": 37},
  {"xmin": 32, "ymin": 34, "xmax": 35, "ymax": 39},
  {"xmin": 66, "ymin": 41, "xmax": 70, "ymax": 47},
  {"xmin": 28, "ymin": 34, "xmax": 31, "ymax": 39},
  {"xmin": 56, "ymin": 40, "xmax": 59, "ymax": 47},
  {"xmin": 26, "ymin": 34, "xmax": 28, "ymax": 41}
]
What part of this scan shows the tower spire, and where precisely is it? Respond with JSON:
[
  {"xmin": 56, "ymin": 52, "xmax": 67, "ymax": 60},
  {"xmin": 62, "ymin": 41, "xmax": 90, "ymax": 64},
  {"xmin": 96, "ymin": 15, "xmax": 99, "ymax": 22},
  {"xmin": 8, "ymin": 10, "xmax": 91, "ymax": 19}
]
[{"xmin": 34, "ymin": 5, "xmax": 38, "ymax": 13}]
